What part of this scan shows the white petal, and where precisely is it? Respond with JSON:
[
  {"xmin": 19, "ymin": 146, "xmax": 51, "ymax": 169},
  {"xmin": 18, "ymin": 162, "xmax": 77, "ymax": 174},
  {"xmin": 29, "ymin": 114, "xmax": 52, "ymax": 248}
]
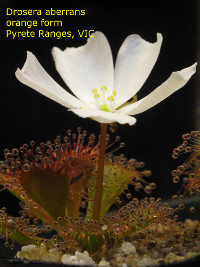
[
  {"xmin": 52, "ymin": 31, "xmax": 114, "ymax": 106},
  {"xmin": 119, "ymin": 63, "xmax": 197, "ymax": 115},
  {"xmin": 15, "ymin": 52, "xmax": 84, "ymax": 109},
  {"xmin": 70, "ymin": 108, "xmax": 136, "ymax": 126},
  {"xmin": 114, "ymin": 33, "xmax": 163, "ymax": 108}
]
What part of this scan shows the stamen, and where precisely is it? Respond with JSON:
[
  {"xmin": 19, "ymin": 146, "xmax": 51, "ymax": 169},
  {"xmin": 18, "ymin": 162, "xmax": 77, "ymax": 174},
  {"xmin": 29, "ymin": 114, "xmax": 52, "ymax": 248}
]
[
  {"xmin": 92, "ymin": 89, "xmax": 97, "ymax": 93},
  {"xmin": 108, "ymin": 96, "xmax": 114, "ymax": 101},
  {"xmin": 108, "ymin": 95, "xmax": 115, "ymax": 111},
  {"xmin": 94, "ymin": 93, "xmax": 100, "ymax": 98},
  {"xmin": 91, "ymin": 86, "xmax": 117, "ymax": 112},
  {"xmin": 94, "ymin": 93, "xmax": 100, "ymax": 108},
  {"xmin": 101, "ymin": 86, "xmax": 107, "ymax": 102},
  {"xmin": 101, "ymin": 86, "xmax": 107, "ymax": 91}
]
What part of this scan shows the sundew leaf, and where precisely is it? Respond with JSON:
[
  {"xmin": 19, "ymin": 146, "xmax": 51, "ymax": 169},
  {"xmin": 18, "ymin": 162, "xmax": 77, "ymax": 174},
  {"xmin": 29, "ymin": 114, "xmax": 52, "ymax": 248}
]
[
  {"xmin": 0, "ymin": 209, "xmax": 43, "ymax": 246},
  {"xmin": 75, "ymin": 232, "xmax": 107, "ymax": 254},
  {"xmin": 0, "ymin": 224, "xmax": 42, "ymax": 246},
  {"xmin": 0, "ymin": 164, "xmax": 94, "ymax": 226},
  {"xmin": 86, "ymin": 157, "xmax": 143, "ymax": 220},
  {"xmin": 20, "ymin": 168, "xmax": 93, "ymax": 222},
  {"xmin": 0, "ymin": 173, "xmax": 56, "ymax": 228},
  {"xmin": 20, "ymin": 169, "xmax": 72, "ymax": 221},
  {"xmin": 0, "ymin": 132, "xmax": 98, "ymax": 224},
  {"xmin": 0, "ymin": 174, "xmax": 23, "ymax": 202}
]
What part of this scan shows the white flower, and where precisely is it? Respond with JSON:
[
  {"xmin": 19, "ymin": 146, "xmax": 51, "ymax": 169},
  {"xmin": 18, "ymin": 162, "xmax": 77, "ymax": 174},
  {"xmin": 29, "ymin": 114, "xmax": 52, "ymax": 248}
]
[{"xmin": 15, "ymin": 32, "xmax": 196, "ymax": 126}]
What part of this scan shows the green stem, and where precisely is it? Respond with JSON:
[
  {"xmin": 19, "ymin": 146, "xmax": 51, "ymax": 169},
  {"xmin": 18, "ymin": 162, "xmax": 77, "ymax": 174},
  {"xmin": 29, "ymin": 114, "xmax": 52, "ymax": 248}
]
[{"xmin": 92, "ymin": 123, "xmax": 108, "ymax": 222}]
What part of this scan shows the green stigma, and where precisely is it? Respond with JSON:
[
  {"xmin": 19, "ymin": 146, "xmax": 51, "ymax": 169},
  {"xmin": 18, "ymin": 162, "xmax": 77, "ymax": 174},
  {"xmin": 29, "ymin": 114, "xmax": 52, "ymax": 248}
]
[{"xmin": 100, "ymin": 104, "xmax": 109, "ymax": 112}]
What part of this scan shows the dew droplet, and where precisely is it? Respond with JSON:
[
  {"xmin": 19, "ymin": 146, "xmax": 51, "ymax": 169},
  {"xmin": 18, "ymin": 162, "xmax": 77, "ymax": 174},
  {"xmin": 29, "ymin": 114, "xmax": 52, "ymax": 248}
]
[
  {"xmin": 149, "ymin": 182, "xmax": 156, "ymax": 190},
  {"xmin": 4, "ymin": 242, "xmax": 9, "ymax": 247},
  {"xmin": 120, "ymin": 142, "xmax": 125, "ymax": 148},
  {"xmin": 173, "ymin": 176, "xmax": 179, "ymax": 184},
  {"xmin": 178, "ymin": 203, "xmax": 185, "ymax": 210},
  {"xmin": 10, "ymin": 244, "xmax": 14, "ymax": 250},
  {"xmin": 11, "ymin": 148, "xmax": 19, "ymax": 156},
  {"xmin": 22, "ymin": 163, "xmax": 30, "ymax": 172},
  {"xmin": 126, "ymin": 193, "xmax": 132, "ymax": 199},
  {"xmin": 144, "ymin": 185, "xmax": 152, "ymax": 194},
  {"xmin": 189, "ymin": 206, "xmax": 195, "ymax": 213}
]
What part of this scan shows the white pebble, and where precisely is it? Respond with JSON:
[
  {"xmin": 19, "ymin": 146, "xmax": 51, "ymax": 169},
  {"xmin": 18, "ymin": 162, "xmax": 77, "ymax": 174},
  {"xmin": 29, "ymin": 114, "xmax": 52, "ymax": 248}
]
[
  {"xmin": 7, "ymin": 219, "xmax": 15, "ymax": 225},
  {"xmin": 102, "ymin": 225, "xmax": 107, "ymax": 230},
  {"xmin": 61, "ymin": 254, "xmax": 78, "ymax": 264},
  {"xmin": 121, "ymin": 242, "xmax": 136, "ymax": 254},
  {"xmin": 48, "ymin": 248, "xmax": 57, "ymax": 253},
  {"xmin": 99, "ymin": 257, "xmax": 110, "ymax": 266},
  {"xmin": 152, "ymin": 250, "xmax": 160, "ymax": 259},
  {"xmin": 21, "ymin": 245, "xmax": 37, "ymax": 252},
  {"xmin": 61, "ymin": 251, "xmax": 96, "ymax": 266}
]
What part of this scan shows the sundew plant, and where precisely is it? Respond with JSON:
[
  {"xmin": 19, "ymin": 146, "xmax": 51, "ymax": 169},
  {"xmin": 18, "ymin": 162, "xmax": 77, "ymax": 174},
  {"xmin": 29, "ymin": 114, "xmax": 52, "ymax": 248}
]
[
  {"xmin": 172, "ymin": 130, "xmax": 200, "ymax": 200},
  {"xmin": 0, "ymin": 32, "xmax": 197, "ymax": 256}
]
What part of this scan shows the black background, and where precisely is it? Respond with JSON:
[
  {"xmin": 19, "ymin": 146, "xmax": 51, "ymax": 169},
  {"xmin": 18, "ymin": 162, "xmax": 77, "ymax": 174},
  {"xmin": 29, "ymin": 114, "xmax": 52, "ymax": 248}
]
[{"xmin": 0, "ymin": 0, "xmax": 198, "ymax": 214}]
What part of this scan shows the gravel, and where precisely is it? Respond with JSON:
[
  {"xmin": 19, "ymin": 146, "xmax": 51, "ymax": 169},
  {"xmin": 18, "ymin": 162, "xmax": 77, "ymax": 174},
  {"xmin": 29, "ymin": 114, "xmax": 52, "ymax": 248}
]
[{"xmin": 16, "ymin": 219, "xmax": 200, "ymax": 266}]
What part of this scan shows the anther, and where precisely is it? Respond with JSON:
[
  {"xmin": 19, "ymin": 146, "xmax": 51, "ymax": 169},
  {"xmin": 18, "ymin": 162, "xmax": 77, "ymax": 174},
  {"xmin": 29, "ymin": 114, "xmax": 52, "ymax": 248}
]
[
  {"xmin": 92, "ymin": 88, "xmax": 97, "ymax": 93},
  {"xmin": 108, "ymin": 96, "xmax": 114, "ymax": 101},
  {"xmin": 101, "ymin": 86, "xmax": 107, "ymax": 91},
  {"xmin": 94, "ymin": 93, "xmax": 100, "ymax": 98}
]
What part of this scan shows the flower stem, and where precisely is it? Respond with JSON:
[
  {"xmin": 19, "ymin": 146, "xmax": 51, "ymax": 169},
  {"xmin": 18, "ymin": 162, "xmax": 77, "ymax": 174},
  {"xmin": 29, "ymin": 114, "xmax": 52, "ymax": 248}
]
[{"xmin": 92, "ymin": 123, "xmax": 108, "ymax": 222}]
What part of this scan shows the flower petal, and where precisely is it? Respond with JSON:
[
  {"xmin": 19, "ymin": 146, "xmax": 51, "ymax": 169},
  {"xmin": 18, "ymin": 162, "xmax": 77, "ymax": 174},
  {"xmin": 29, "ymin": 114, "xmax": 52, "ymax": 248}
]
[
  {"xmin": 114, "ymin": 33, "xmax": 163, "ymax": 108},
  {"xmin": 70, "ymin": 108, "xmax": 136, "ymax": 126},
  {"xmin": 118, "ymin": 63, "xmax": 197, "ymax": 115},
  {"xmin": 15, "ymin": 52, "xmax": 84, "ymax": 109},
  {"xmin": 52, "ymin": 31, "xmax": 114, "ymax": 106}
]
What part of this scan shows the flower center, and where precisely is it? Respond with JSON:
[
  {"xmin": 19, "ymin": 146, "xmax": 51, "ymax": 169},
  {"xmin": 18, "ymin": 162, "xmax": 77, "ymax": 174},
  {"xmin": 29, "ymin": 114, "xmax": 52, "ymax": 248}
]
[{"xmin": 92, "ymin": 86, "xmax": 116, "ymax": 112}]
